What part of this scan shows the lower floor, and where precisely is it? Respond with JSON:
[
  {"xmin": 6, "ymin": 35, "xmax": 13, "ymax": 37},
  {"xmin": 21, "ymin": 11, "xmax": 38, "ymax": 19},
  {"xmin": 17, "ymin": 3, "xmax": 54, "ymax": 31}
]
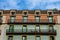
[{"xmin": 6, "ymin": 35, "xmax": 56, "ymax": 40}]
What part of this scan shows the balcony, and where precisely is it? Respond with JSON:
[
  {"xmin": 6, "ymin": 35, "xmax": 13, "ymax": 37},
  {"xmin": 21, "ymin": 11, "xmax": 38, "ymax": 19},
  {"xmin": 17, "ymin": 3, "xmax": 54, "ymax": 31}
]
[
  {"xmin": 6, "ymin": 29, "xmax": 56, "ymax": 35},
  {"xmin": 7, "ymin": 19, "xmax": 55, "ymax": 24}
]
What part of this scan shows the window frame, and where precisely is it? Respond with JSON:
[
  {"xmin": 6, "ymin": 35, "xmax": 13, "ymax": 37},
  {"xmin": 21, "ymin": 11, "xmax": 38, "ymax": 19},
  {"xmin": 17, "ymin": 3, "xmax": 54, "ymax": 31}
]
[
  {"xmin": 8, "ymin": 36, "xmax": 13, "ymax": 40},
  {"xmin": 35, "ymin": 16, "xmax": 40, "ymax": 22},
  {"xmin": 22, "ymin": 25, "xmax": 27, "ymax": 32}
]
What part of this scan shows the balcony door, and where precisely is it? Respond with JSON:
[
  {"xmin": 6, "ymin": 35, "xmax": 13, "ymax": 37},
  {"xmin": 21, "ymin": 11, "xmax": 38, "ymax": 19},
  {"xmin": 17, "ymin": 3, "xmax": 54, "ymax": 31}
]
[
  {"xmin": 23, "ymin": 16, "xmax": 28, "ymax": 22},
  {"xmin": 23, "ymin": 25, "xmax": 27, "ymax": 32},
  {"xmin": 9, "ymin": 25, "xmax": 14, "ymax": 32},
  {"xmin": 49, "ymin": 26, "xmax": 54, "ymax": 32},
  {"xmin": 50, "ymin": 36, "xmax": 54, "ymax": 40},
  {"xmin": 8, "ymin": 36, "xmax": 13, "ymax": 40},
  {"xmin": 10, "ymin": 16, "xmax": 15, "ymax": 22},
  {"xmin": 22, "ymin": 36, "xmax": 26, "ymax": 40},
  {"xmin": 36, "ymin": 25, "xmax": 40, "ymax": 32},
  {"xmin": 48, "ymin": 16, "xmax": 53, "ymax": 22},
  {"xmin": 35, "ymin": 16, "xmax": 40, "ymax": 22},
  {"xmin": 36, "ymin": 36, "xmax": 40, "ymax": 40}
]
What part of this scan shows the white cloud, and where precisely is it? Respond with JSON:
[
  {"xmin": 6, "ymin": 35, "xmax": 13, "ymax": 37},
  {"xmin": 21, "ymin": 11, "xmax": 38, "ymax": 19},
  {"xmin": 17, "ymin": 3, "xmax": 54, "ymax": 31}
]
[
  {"xmin": 0, "ymin": 0, "xmax": 21, "ymax": 10},
  {"xmin": 42, "ymin": 0, "xmax": 60, "ymax": 2},
  {"xmin": 25, "ymin": 0, "xmax": 41, "ymax": 9},
  {"xmin": 25, "ymin": 0, "xmax": 60, "ymax": 10},
  {"xmin": 46, "ymin": 4, "xmax": 60, "ymax": 10},
  {"xmin": 0, "ymin": 0, "xmax": 60, "ymax": 10}
]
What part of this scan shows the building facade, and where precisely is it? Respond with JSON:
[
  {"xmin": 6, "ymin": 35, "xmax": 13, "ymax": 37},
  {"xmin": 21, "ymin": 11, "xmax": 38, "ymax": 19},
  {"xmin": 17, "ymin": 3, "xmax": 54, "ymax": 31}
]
[{"xmin": 0, "ymin": 10, "xmax": 60, "ymax": 40}]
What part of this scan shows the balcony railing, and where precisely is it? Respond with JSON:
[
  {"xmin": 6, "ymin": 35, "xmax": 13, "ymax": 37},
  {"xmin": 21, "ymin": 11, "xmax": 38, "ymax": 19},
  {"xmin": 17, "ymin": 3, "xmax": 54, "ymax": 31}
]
[
  {"xmin": 7, "ymin": 19, "xmax": 55, "ymax": 24},
  {"xmin": 6, "ymin": 29, "xmax": 56, "ymax": 35}
]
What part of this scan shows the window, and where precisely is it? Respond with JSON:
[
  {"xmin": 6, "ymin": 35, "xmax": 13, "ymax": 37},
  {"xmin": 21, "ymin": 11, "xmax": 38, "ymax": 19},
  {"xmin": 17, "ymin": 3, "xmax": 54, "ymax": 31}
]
[
  {"xmin": 9, "ymin": 25, "xmax": 14, "ymax": 32},
  {"xmin": 49, "ymin": 25, "xmax": 54, "ymax": 32},
  {"xmin": 36, "ymin": 36, "xmax": 40, "ymax": 40},
  {"xmin": 24, "ymin": 12, "xmax": 27, "ymax": 15},
  {"xmin": 23, "ymin": 16, "xmax": 28, "ymax": 22},
  {"xmin": 8, "ymin": 36, "xmax": 13, "ymax": 40},
  {"xmin": 48, "ymin": 12, "xmax": 52, "ymax": 15},
  {"xmin": 48, "ymin": 16, "xmax": 53, "ymax": 22},
  {"xmin": 36, "ymin": 25, "xmax": 40, "ymax": 32},
  {"xmin": 10, "ymin": 16, "xmax": 15, "ymax": 22},
  {"xmin": 23, "ymin": 11, "xmax": 28, "ymax": 16},
  {"xmin": 22, "ymin": 36, "xmax": 26, "ymax": 40},
  {"xmin": 35, "ymin": 16, "xmax": 40, "ymax": 22},
  {"xmin": 36, "ymin": 12, "xmax": 39, "ymax": 15},
  {"xmin": 10, "ymin": 11, "xmax": 16, "ymax": 16},
  {"xmin": 50, "ymin": 36, "xmax": 54, "ymax": 40},
  {"xmin": 11, "ymin": 12, "xmax": 15, "ymax": 15},
  {"xmin": 23, "ymin": 25, "xmax": 27, "ymax": 32}
]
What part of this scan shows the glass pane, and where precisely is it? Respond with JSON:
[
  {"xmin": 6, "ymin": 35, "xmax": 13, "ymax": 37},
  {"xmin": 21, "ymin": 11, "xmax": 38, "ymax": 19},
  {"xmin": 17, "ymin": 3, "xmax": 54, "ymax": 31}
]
[
  {"xmin": 8, "ymin": 36, "xmax": 12, "ymax": 40},
  {"xmin": 23, "ymin": 36, "xmax": 26, "ymax": 40},
  {"xmin": 48, "ymin": 17, "xmax": 53, "ymax": 22},
  {"xmin": 36, "ymin": 17, "xmax": 40, "ymax": 22},
  {"xmin": 36, "ymin": 26, "xmax": 39, "ymax": 32},
  {"xmin": 23, "ymin": 25, "xmax": 26, "ymax": 32},
  {"xmin": 10, "ymin": 17, "xmax": 15, "ymax": 22},
  {"xmin": 9, "ymin": 25, "xmax": 14, "ymax": 32},
  {"xmin": 50, "ymin": 27, "xmax": 53, "ymax": 32},
  {"xmin": 23, "ymin": 16, "xmax": 27, "ymax": 22},
  {"xmin": 36, "ymin": 36, "xmax": 40, "ymax": 40},
  {"xmin": 50, "ymin": 36, "xmax": 54, "ymax": 40}
]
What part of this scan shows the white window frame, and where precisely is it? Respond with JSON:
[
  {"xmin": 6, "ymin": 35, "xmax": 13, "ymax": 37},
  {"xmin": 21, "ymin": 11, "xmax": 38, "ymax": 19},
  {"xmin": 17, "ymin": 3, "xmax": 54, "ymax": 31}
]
[
  {"xmin": 22, "ymin": 11, "xmax": 28, "ymax": 16},
  {"xmin": 10, "ymin": 10, "xmax": 16, "ymax": 16},
  {"xmin": 35, "ymin": 10, "xmax": 41, "ymax": 16},
  {"xmin": 47, "ymin": 10, "xmax": 53, "ymax": 15}
]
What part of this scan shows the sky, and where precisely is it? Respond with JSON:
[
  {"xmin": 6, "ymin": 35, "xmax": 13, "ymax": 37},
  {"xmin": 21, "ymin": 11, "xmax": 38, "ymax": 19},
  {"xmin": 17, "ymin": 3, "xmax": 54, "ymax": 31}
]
[{"xmin": 0, "ymin": 0, "xmax": 60, "ymax": 10}]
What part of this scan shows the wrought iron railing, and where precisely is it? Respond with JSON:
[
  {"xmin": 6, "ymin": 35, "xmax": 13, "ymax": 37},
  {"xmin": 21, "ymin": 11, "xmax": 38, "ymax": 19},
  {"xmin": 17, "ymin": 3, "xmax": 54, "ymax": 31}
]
[
  {"xmin": 7, "ymin": 19, "xmax": 55, "ymax": 23},
  {"xmin": 6, "ymin": 29, "xmax": 56, "ymax": 33}
]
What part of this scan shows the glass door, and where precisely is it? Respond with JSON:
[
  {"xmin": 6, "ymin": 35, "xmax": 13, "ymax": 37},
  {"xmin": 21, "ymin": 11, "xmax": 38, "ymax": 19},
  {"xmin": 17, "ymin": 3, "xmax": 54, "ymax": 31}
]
[
  {"xmin": 36, "ymin": 36, "xmax": 40, "ymax": 40},
  {"xmin": 35, "ymin": 16, "xmax": 40, "ymax": 22},
  {"xmin": 9, "ymin": 25, "xmax": 14, "ymax": 32},
  {"xmin": 22, "ymin": 36, "xmax": 26, "ymax": 40},
  {"xmin": 36, "ymin": 25, "xmax": 40, "ymax": 32},
  {"xmin": 23, "ymin": 25, "xmax": 27, "ymax": 32},
  {"xmin": 8, "ymin": 36, "xmax": 13, "ymax": 40}
]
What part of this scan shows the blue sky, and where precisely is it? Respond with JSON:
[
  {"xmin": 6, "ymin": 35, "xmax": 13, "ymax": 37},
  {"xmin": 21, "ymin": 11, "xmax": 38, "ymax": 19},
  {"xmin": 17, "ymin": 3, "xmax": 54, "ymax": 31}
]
[{"xmin": 0, "ymin": 0, "xmax": 60, "ymax": 10}]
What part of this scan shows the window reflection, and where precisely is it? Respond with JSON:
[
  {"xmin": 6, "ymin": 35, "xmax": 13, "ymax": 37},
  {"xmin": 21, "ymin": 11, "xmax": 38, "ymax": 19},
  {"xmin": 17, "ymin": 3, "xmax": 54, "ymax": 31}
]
[{"xmin": 8, "ymin": 36, "xmax": 13, "ymax": 40}]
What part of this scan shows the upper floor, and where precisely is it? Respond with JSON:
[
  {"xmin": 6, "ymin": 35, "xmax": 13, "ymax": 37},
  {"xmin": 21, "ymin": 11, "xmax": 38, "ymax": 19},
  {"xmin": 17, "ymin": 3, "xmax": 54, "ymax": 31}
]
[{"xmin": 0, "ymin": 9, "xmax": 60, "ymax": 24}]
